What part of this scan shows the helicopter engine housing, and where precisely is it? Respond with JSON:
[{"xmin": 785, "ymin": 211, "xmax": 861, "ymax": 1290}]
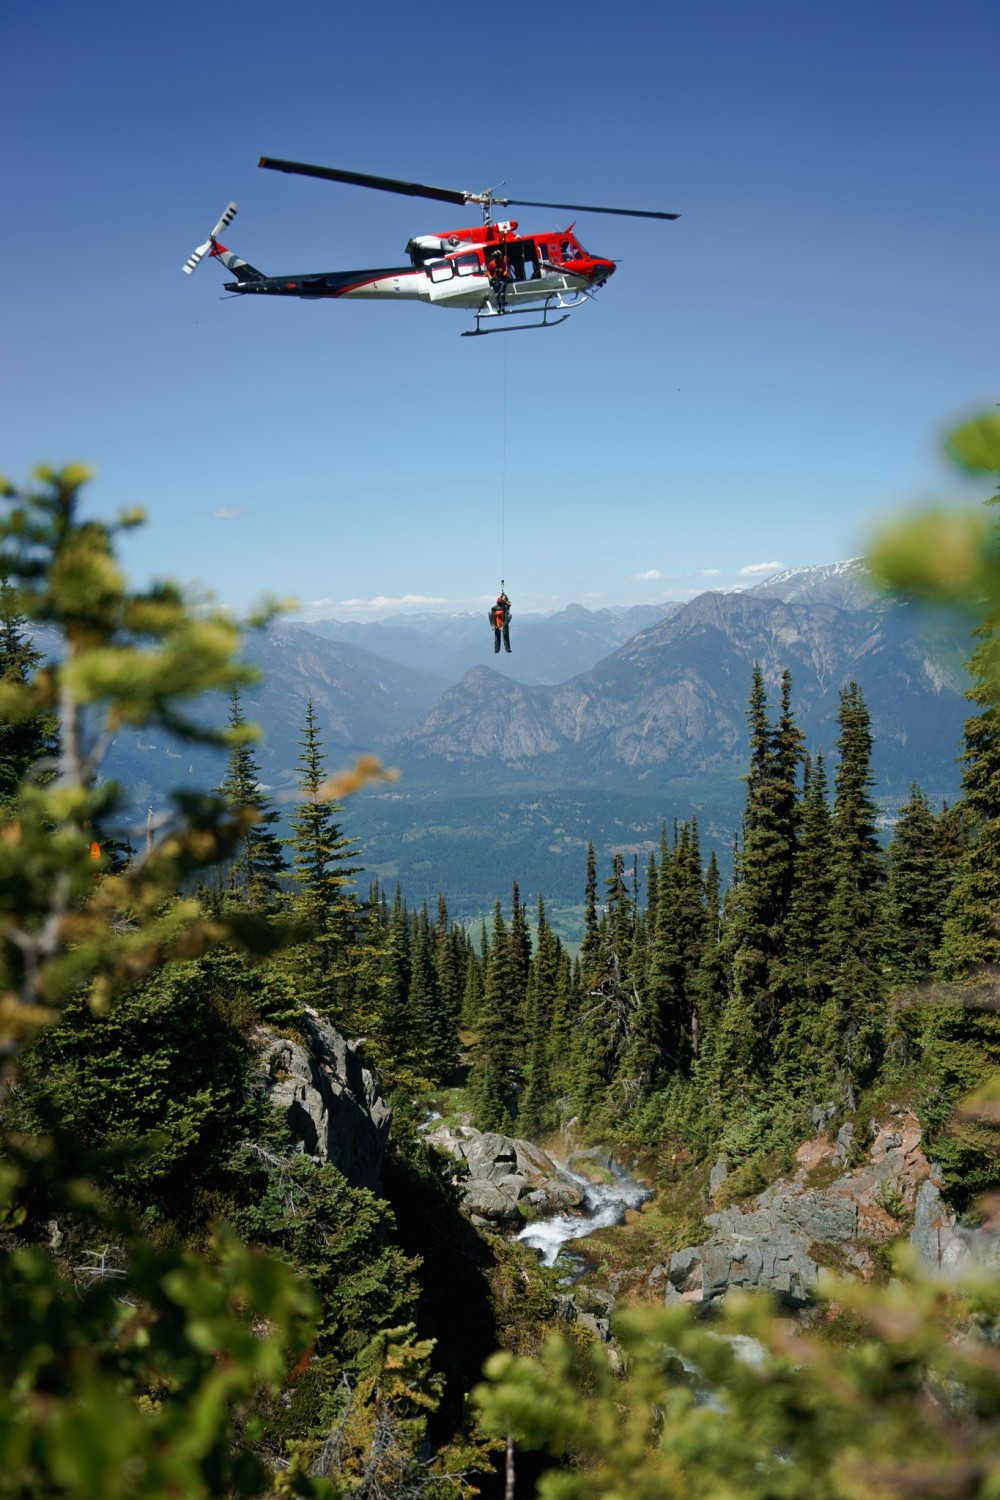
[{"xmin": 406, "ymin": 235, "xmax": 452, "ymax": 266}]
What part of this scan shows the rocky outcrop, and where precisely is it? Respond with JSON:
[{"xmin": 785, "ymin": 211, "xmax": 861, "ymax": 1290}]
[
  {"xmin": 667, "ymin": 1192, "xmax": 856, "ymax": 1309},
  {"xmin": 426, "ymin": 1124, "xmax": 586, "ymax": 1227},
  {"xmin": 666, "ymin": 1112, "xmax": 932, "ymax": 1310},
  {"xmin": 910, "ymin": 1171, "xmax": 1000, "ymax": 1275},
  {"xmin": 257, "ymin": 1010, "xmax": 391, "ymax": 1194}
]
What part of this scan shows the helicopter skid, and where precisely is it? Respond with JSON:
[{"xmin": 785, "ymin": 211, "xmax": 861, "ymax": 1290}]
[{"xmin": 462, "ymin": 295, "xmax": 577, "ymax": 336}]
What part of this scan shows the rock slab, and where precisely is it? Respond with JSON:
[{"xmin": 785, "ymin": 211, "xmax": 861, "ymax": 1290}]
[
  {"xmin": 258, "ymin": 1010, "xmax": 391, "ymax": 1194},
  {"xmin": 667, "ymin": 1113, "xmax": 930, "ymax": 1311}
]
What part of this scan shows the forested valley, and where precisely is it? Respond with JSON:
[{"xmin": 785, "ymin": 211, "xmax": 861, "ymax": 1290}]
[{"xmin": 2, "ymin": 424, "xmax": 1000, "ymax": 1498}]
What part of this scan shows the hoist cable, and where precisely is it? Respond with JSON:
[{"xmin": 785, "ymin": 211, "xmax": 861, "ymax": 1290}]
[{"xmin": 500, "ymin": 334, "xmax": 509, "ymax": 588}]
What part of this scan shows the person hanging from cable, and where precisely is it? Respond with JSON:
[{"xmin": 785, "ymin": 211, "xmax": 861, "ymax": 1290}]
[{"xmin": 489, "ymin": 586, "xmax": 512, "ymax": 653}]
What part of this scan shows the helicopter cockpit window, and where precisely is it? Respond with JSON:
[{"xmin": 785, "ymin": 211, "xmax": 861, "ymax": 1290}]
[
  {"xmin": 560, "ymin": 239, "xmax": 581, "ymax": 261},
  {"xmin": 427, "ymin": 260, "xmax": 454, "ymax": 283},
  {"xmin": 454, "ymin": 253, "xmax": 480, "ymax": 277}
]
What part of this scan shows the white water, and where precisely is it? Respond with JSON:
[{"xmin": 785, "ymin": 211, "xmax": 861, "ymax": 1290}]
[{"xmin": 516, "ymin": 1163, "xmax": 652, "ymax": 1267}]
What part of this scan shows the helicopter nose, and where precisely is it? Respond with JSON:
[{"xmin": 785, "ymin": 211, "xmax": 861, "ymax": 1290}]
[{"xmin": 593, "ymin": 260, "xmax": 616, "ymax": 284}]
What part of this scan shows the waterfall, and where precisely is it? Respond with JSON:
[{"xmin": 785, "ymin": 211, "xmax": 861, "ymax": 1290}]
[{"xmin": 516, "ymin": 1162, "xmax": 651, "ymax": 1267}]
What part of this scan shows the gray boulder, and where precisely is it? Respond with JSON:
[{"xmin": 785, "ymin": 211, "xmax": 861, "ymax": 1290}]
[
  {"xmin": 258, "ymin": 1010, "xmax": 391, "ymax": 1194},
  {"xmin": 427, "ymin": 1124, "xmax": 585, "ymax": 1226},
  {"xmin": 708, "ymin": 1157, "xmax": 729, "ymax": 1195}
]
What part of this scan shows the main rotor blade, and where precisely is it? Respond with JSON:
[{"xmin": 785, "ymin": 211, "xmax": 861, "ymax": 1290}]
[
  {"xmin": 259, "ymin": 156, "xmax": 470, "ymax": 207},
  {"xmin": 504, "ymin": 197, "xmax": 680, "ymax": 221}
]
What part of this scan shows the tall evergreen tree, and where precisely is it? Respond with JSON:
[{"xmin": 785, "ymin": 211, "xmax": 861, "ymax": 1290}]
[
  {"xmin": 775, "ymin": 750, "xmax": 837, "ymax": 1090},
  {"xmin": 506, "ymin": 880, "xmax": 532, "ymax": 1067},
  {"xmin": 649, "ymin": 828, "xmax": 684, "ymax": 1070},
  {"xmin": 581, "ymin": 841, "xmax": 600, "ymax": 975},
  {"xmin": 408, "ymin": 902, "xmax": 453, "ymax": 1083},
  {"xmin": 287, "ymin": 700, "xmax": 361, "ymax": 1001},
  {"xmin": 722, "ymin": 668, "xmax": 803, "ymax": 1072},
  {"xmin": 882, "ymin": 783, "xmax": 951, "ymax": 988},
  {"xmin": 826, "ymin": 681, "xmax": 885, "ymax": 1089},
  {"xmin": 0, "ymin": 580, "xmax": 58, "ymax": 810},
  {"xmin": 691, "ymin": 849, "xmax": 726, "ymax": 1062},
  {"xmin": 937, "ymin": 479, "xmax": 1000, "ymax": 972},
  {"xmin": 218, "ymin": 687, "xmax": 288, "ymax": 912},
  {"xmin": 468, "ymin": 903, "xmax": 518, "ymax": 1131},
  {"xmin": 432, "ymin": 893, "xmax": 465, "ymax": 1038},
  {"xmin": 520, "ymin": 899, "xmax": 558, "ymax": 1139}
]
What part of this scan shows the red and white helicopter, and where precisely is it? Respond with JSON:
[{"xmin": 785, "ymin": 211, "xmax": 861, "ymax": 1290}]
[{"xmin": 183, "ymin": 157, "xmax": 679, "ymax": 336}]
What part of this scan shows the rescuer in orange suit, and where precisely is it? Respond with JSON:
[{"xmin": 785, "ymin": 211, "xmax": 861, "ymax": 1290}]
[
  {"xmin": 489, "ymin": 590, "xmax": 511, "ymax": 653},
  {"xmin": 486, "ymin": 251, "xmax": 511, "ymax": 311}
]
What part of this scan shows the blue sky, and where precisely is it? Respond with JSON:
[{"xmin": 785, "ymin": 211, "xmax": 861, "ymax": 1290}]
[{"xmin": 4, "ymin": 0, "xmax": 997, "ymax": 621}]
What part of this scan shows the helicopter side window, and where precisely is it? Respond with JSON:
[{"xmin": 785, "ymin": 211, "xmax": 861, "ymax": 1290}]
[
  {"xmin": 560, "ymin": 239, "xmax": 579, "ymax": 261},
  {"xmin": 453, "ymin": 253, "xmax": 480, "ymax": 277},
  {"xmin": 427, "ymin": 260, "xmax": 454, "ymax": 283}
]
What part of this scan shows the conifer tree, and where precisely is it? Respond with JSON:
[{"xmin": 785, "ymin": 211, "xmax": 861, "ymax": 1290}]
[
  {"xmin": 645, "ymin": 845, "xmax": 660, "ymax": 936},
  {"xmin": 506, "ymin": 880, "xmax": 532, "ymax": 1066},
  {"xmin": 882, "ymin": 783, "xmax": 950, "ymax": 988},
  {"xmin": 460, "ymin": 944, "xmax": 484, "ymax": 1029},
  {"xmin": 581, "ymin": 840, "xmax": 600, "ymax": 974},
  {"xmin": 826, "ymin": 681, "xmax": 885, "ymax": 1089},
  {"xmin": 432, "ymin": 893, "xmax": 465, "ymax": 1038},
  {"xmin": 722, "ymin": 668, "xmax": 803, "ymax": 1073},
  {"xmin": 649, "ymin": 828, "xmax": 683, "ymax": 1069},
  {"xmin": 287, "ymin": 699, "xmax": 361, "ymax": 1003},
  {"xmin": 937, "ymin": 492, "xmax": 1000, "ymax": 974},
  {"xmin": 775, "ymin": 750, "xmax": 837, "ymax": 1089},
  {"xmin": 603, "ymin": 853, "xmax": 634, "ymax": 975},
  {"xmin": 674, "ymin": 819, "xmax": 709, "ymax": 1055},
  {"xmin": 519, "ymin": 898, "xmax": 558, "ymax": 1138},
  {"xmin": 408, "ymin": 901, "xmax": 453, "ymax": 1083},
  {"xmin": 571, "ymin": 852, "xmax": 652, "ymax": 1118},
  {"xmin": 219, "ymin": 687, "xmax": 288, "ymax": 912},
  {"xmin": 362, "ymin": 886, "xmax": 424, "ymax": 1086},
  {"xmin": 690, "ymin": 849, "xmax": 726, "ymax": 1063},
  {"xmin": 468, "ymin": 903, "xmax": 517, "ymax": 1131},
  {"xmin": 0, "ymin": 580, "xmax": 57, "ymax": 810}
]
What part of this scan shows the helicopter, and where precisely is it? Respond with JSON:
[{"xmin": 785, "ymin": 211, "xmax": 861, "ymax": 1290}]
[{"xmin": 183, "ymin": 157, "xmax": 679, "ymax": 336}]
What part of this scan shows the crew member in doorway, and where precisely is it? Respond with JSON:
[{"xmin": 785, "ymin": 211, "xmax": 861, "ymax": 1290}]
[
  {"xmin": 489, "ymin": 590, "xmax": 512, "ymax": 653},
  {"xmin": 486, "ymin": 250, "xmax": 511, "ymax": 312}
]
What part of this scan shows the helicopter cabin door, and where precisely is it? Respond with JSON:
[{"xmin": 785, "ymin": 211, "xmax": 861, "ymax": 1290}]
[{"xmin": 506, "ymin": 241, "xmax": 541, "ymax": 282}]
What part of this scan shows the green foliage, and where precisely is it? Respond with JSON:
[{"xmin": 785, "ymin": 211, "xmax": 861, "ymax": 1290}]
[
  {"xmin": 0, "ymin": 466, "xmax": 284, "ymax": 1052},
  {"xmin": 868, "ymin": 413, "xmax": 1000, "ymax": 615},
  {"xmin": 235, "ymin": 1151, "xmax": 419, "ymax": 1370},
  {"xmin": 475, "ymin": 1266, "xmax": 1000, "ymax": 1498},
  {"xmin": 9, "ymin": 963, "xmax": 257, "ymax": 1219},
  {"xmin": 0, "ymin": 468, "xmax": 328, "ymax": 1498},
  {"xmin": 0, "ymin": 1143, "xmax": 318, "ymax": 1500}
]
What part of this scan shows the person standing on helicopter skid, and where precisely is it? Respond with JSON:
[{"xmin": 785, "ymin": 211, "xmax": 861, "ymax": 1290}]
[
  {"xmin": 489, "ymin": 591, "xmax": 512, "ymax": 653},
  {"xmin": 486, "ymin": 250, "xmax": 512, "ymax": 312}
]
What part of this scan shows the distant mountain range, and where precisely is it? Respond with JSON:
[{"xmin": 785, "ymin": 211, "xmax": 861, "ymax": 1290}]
[
  {"xmin": 91, "ymin": 562, "xmax": 972, "ymax": 939},
  {"xmin": 297, "ymin": 602, "xmax": 677, "ymax": 685}
]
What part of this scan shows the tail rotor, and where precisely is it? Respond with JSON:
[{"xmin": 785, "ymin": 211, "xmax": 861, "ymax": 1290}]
[{"xmin": 182, "ymin": 201, "xmax": 238, "ymax": 275}]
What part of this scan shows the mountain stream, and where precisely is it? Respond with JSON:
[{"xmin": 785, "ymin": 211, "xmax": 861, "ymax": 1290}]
[{"xmin": 516, "ymin": 1162, "xmax": 652, "ymax": 1268}]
